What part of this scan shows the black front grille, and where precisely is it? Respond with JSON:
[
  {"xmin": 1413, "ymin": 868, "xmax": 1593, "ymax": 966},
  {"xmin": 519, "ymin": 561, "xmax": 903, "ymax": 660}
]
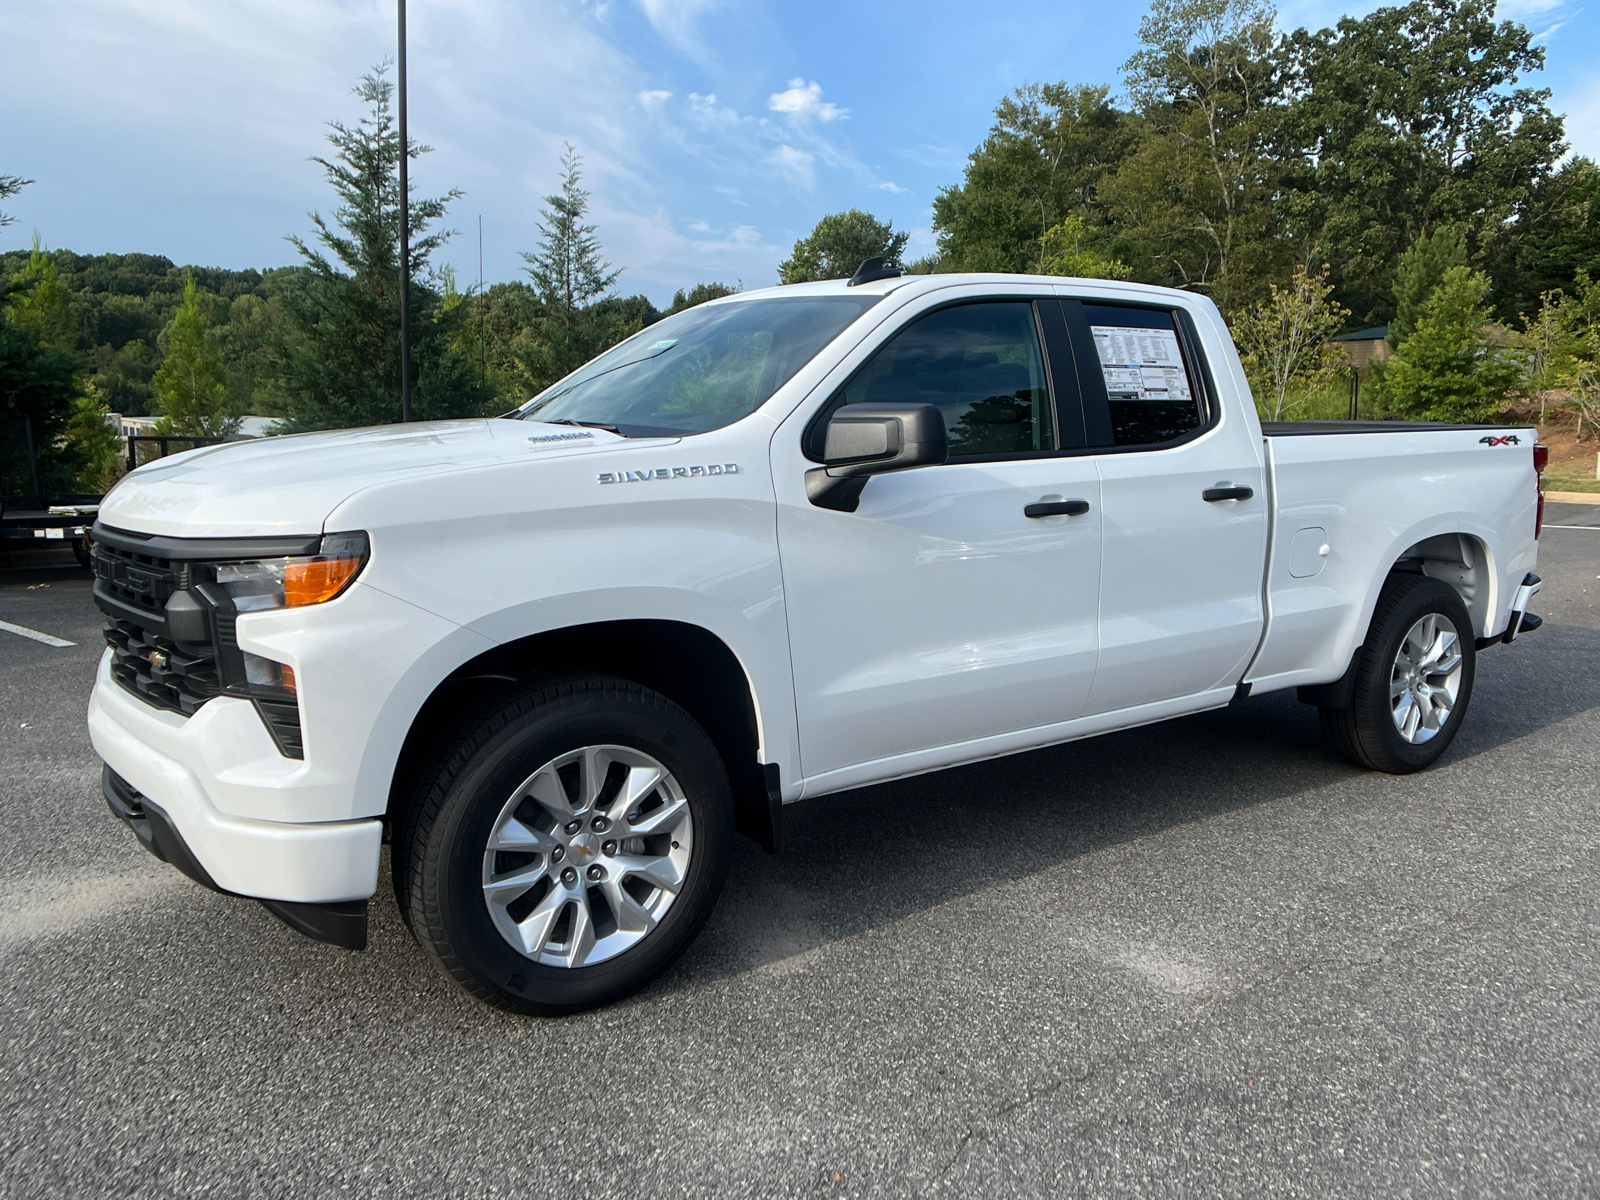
[
  {"xmin": 104, "ymin": 616, "xmax": 221, "ymax": 715},
  {"xmin": 92, "ymin": 539, "xmax": 184, "ymax": 617},
  {"xmin": 91, "ymin": 528, "xmax": 305, "ymax": 759}
]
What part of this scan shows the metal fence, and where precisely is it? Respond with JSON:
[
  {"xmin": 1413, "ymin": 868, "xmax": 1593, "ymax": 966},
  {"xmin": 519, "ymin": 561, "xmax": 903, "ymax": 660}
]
[{"xmin": 126, "ymin": 435, "xmax": 227, "ymax": 473}]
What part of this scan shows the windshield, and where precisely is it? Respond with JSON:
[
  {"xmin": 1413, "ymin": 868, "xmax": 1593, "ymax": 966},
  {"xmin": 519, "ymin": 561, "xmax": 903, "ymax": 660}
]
[{"xmin": 512, "ymin": 295, "xmax": 880, "ymax": 437}]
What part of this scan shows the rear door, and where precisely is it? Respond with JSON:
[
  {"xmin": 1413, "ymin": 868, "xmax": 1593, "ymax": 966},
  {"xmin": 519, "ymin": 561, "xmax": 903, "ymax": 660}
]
[
  {"xmin": 773, "ymin": 290, "xmax": 1103, "ymax": 786},
  {"xmin": 1056, "ymin": 296, "xmax": 1268, "ymax": 714}
]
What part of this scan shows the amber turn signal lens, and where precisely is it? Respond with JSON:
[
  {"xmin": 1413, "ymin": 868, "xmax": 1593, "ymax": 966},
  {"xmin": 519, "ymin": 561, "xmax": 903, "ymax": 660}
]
[{"xmin": 283, "ymin": 556, "xmax": 364, "ymax": 607}]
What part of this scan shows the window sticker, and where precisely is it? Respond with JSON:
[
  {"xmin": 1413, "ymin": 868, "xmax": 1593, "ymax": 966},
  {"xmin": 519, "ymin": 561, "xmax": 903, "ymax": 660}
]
[{"xmin": 1090, "ymin": 326, "xmax": 1192, "ymax": 402}]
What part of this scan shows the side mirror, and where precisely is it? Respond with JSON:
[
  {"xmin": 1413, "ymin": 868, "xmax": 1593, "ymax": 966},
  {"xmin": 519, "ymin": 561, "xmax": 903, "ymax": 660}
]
[{"xmin": 805, "ymin": 402, "xmax": 948, "ymax": 512}]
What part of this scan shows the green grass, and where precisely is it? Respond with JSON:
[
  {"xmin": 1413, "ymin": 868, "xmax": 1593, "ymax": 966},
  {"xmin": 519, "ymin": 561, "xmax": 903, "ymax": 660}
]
[{"xmin": 1544, "ymin": 462, "xmax": 1600, "ymax": 494}]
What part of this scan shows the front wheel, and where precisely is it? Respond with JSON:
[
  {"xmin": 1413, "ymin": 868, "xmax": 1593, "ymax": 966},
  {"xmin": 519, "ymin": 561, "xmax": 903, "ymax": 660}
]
[
  {"xmin": 1319, "ymin": 574, "xmax": 1475, "ymax": 773},
  {"xmin": 397, "ymin": 676, "xmax": 733, "ymax": 1015}
]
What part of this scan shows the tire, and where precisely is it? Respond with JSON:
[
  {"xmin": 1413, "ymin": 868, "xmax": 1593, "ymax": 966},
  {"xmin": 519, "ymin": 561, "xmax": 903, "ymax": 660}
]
[
  {"xmin": 1319, "ymin": 574, "xmax": 1476, "ymax": 773},
  {"xmin": 73, "ymin": 535, "xmax": 92, "ymax": 569},
  {"xmin": 396, "ymin": 675, "xmax": 733, "ymax": 1015}
]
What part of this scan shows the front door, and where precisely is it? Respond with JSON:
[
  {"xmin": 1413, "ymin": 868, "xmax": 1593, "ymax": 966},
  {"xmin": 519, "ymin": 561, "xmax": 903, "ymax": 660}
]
[{"xmin": 774, "ymin": 296, "xmax": 1103, "ymax": 786}]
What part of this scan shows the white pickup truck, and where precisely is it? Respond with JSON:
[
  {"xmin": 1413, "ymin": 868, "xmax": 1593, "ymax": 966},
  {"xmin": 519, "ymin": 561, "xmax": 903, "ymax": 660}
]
[{"xmin": 87, "ymin": 267, "xmax": 1547, "ymax": 1014}]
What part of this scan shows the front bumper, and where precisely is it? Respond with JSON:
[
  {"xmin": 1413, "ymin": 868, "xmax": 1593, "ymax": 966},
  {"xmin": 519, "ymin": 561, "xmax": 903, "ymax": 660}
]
[
  {"xmin": 102, "ymin": 767, "xmax": 369, "ymax": 949},
  {"xmin": 89, "ymin": 650, "xmax": 382, "ymax": 905}
]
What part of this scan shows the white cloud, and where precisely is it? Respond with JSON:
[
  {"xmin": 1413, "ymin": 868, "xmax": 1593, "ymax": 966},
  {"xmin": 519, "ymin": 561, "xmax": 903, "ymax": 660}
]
[
  {"xmin": 874, "ymin": 181, "xmax": 909, "ymax": 194},
  {"xmin": 768, "ymin": 78, "xmax": 847, "ymax": 121},
  {"xmin": 637, "ymin": 89, "xmax": 673, "ymax": 108},
  {"xmin": 768, "ymin": 144, "xmax": 816, "ymax": 189},
  {"xmin": 633, "ymin": 0, "xmax": 722, "ymax": 59}
]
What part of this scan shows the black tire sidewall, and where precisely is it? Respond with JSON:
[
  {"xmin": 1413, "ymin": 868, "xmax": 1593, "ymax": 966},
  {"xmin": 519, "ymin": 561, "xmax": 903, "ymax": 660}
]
[
  {"xmin": 1353, "ymin": 576, "xmax": 1476, "ymax": 771},
  {"xmin": 426, "ymin": 685, "xmax": 731, "ymax": 1014}
]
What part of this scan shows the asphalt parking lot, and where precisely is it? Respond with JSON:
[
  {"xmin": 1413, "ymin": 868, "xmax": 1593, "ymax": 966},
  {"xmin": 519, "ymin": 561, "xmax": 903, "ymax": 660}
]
[{"xmin": 2, "ymin": 502, "xmax": 1598, "ymax": 1198}]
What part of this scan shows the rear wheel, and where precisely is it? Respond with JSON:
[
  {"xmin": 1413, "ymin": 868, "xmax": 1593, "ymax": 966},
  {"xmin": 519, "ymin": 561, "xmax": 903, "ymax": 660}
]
[
  {"xmin": 1319, "ymin": 574, "xmax": 1475, "ymax": 773},
  {"xmin": 397, "ymin": 675, "xmax": 732, "ymax": 1015}
]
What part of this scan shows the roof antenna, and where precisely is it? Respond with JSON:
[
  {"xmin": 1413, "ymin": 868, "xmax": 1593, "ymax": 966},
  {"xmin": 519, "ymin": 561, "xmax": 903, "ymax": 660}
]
[{"xmin": 847, "ymin": 256, "xmax": 902, "ymax": 287}]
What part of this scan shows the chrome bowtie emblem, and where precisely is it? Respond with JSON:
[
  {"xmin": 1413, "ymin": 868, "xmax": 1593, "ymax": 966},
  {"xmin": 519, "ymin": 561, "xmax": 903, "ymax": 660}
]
[{"xmin": 147, "ymin": 649, "xmax": 169, "ymax": 669}]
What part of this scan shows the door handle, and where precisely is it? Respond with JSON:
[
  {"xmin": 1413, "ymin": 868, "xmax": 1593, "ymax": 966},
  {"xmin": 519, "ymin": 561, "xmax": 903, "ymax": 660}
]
[
  {"xmin": 1202, "ymin": 486, "xmax": 1254, "ymax": 502},
  {"xmin": 1024, "ymin": 499, "xmax": 1091, "ymax": 518}
]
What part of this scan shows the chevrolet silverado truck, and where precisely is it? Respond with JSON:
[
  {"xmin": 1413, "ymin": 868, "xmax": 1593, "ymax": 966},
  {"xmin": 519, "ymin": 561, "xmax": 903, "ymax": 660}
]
[{"xmin": 87, "ymin": 266, "xmax": 1547, "ymax": 1014}]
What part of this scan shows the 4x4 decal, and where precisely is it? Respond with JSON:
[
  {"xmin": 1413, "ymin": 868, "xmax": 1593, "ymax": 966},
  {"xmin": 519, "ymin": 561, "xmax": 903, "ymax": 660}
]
[{"xmin": 1480, "ymin": 435, "xmax": 1521, "ymax": 446}]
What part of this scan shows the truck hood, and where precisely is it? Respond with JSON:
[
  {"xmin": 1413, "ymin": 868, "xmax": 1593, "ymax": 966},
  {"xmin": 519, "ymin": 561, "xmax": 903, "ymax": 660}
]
[{"xmin": 97, "ymin": 420, "xmax": 651, "ymax": 538}]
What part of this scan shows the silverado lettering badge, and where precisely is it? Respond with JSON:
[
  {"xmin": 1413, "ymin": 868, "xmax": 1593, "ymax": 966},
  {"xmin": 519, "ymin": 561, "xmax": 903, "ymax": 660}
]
[
  {"xmin": 1480, "ymin": 435, "xmax": 1521, "ymax": 446},
  {"xmin": 597, "ymin": 465, "xmax": 740, "ymax": 484}
]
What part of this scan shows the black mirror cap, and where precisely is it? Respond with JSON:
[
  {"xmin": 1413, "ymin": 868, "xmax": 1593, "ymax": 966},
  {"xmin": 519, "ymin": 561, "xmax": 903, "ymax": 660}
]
[
  {"xmin": 847, "ymin": 257, "xmax": 904, "ymax": 287},
  {"xmin": 823, "ymin": 403, "xmax": 947, "ymax": 476},
  {"xmin": 807, "ymin": 402, "xmax": 947, "ymax": 512}
]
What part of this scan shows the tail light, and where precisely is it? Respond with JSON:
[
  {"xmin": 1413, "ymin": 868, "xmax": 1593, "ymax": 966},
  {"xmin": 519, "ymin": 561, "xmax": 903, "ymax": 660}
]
[{"xmin": 1533, "ymin": 443, "xmax": 1547, "ymax": 540}]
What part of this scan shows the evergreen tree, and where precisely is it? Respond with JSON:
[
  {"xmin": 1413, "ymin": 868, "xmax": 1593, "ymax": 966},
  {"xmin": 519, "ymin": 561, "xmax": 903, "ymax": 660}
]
[
  {"xmin": 65, "ymin": 383, "xmax": 124, "ymax": 493},
  {"xmin": 0, "ymin": 279, "xmax": 80, "ymax": 495},
  {"xmin": 1380, "ymin": 265, "xmax": 1522, "ymax": 421},
  {"xmin": 152, "ymin": 275, "xmax": 236, "ymax": 437},
  {"xmin": 276, "ymin": 63, "xmax": 494, "ymax": 431},
  {"xmin": 0, "ymin": 173, "xmax": 30, "ymax": 228},
  {"xmin": 518, "ymin": 145, "xmax": 622, "ymax": 386},
  {"xmin": 7, "ymin": 235, "xmax": 78, "ymax": 352},
  {"xmin": 1389, "ymin": 226, "xmax": 1466, "ymax": 348},
  {"xmin": 779, "ymin": 210, "xmax": 909, "ymax": 283}
]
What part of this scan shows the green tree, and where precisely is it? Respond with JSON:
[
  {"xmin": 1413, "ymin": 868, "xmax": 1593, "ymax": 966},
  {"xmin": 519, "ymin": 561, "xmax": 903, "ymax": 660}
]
[
  {"xmin": 0, "ymin": 279, "xmax": 80, "ymax": 495},
  {"xmin": 518, "ymin": 145, "xmax": 622, "ymax": 386},
  {"xmin": 1389, "ymin": 226, "xmax": 1467, "ymax": 347},
  {"xmin": 1381, "ymin": 265, "xmax": 1522, "ymax": 421},
  {"xmin": 275, "ymin": 63, "xmax": 493, "ymax": 431},
  {"xmin": 7, "ymin": 235, "xmax": 79, "ymax": 352},
  {"xmin": 668, "ymin": 282, "xmax": 740, "ymax": 314},
  {"xmin": 1230, "ymin": 263, "xmax": 1349, "ymax": 419},
  {"xmin": 1108, "ymin": 0, "xmax": 1292, "ymax": 315},
  {"xmin": 1500, "ymin": 158, "xmax": 1600, "ymax": 317},
  {"xmin": 0, "ymin": 173, "xmax": 30, "ymax": 228},
  {"xmin": 1547, "ymin": 272, "xmax": 1600, "ymax": 438},
  {"xmin": 1038, "ymin": 215, "xmax": 1134, "ymax": 279},
  {"xmin": 1284, "ymin": 0, "xmax": 1565, "ymax": 325},
  {"xmin": 932, "ymin": 84, "xmax": 1140, "ymax": 273},
  {"xmin": 64, "ymin": 382, "xmax": 125, "ymax": 493},
  {"xmin": 778, "ymin": 209, "xmax": 910, "ymax": 283},
  {"xmin": 151, "ymin": 275, "xmax": 236, "ymax": 437}
]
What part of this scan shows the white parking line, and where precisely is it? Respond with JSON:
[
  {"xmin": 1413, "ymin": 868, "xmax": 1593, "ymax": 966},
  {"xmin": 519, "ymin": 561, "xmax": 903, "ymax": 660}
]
[{"xmin": 0, "ymin": 619, "xmax": 75, "ymax": 648}]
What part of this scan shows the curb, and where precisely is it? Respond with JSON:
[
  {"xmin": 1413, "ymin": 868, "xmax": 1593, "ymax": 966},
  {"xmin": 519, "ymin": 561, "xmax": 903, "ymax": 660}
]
[{"xmin": 1546, "ymin": 491, "xmax": 1600, "ymax": 504}]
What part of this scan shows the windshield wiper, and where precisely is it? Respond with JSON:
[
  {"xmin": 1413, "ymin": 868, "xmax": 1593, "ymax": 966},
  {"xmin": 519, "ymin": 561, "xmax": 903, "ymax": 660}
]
[{"xmin": 546, "ymin": 419, "xmax": 621, "ymax": 434}]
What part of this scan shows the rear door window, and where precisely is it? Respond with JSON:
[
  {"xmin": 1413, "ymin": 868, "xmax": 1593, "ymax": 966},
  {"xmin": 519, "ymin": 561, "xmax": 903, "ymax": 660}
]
[{"xmin": 1069, "ymin": 303, "xmax": 1208, "ymax": 449}]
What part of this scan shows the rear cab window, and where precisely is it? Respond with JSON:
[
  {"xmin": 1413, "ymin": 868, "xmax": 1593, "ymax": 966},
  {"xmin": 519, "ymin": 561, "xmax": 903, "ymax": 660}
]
[{"xmin": 1058, "ymin": 299, "xmax": 1213, "ymax": 451}]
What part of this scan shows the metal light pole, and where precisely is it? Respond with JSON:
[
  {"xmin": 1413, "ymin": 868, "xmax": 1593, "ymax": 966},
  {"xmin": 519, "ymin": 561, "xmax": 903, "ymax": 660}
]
[{"xmin": 397, "ymin": 0, "xmax": 413, "ymax": 422}]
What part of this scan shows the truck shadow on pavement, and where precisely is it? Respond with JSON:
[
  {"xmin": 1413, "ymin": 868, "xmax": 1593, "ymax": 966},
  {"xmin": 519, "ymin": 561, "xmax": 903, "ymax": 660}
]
[{"xmin": 657, "ymin": 621, "xmax": 1600, "ymax": 994}]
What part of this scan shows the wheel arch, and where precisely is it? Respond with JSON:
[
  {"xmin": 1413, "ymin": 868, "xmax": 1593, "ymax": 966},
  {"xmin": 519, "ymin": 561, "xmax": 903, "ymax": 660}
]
[
  {"xmin": 386, "ymin": 619, "xmax": 782, "ymax": 852},
  {"xmin": 1388, "ymin": 530, "xmax": 1495, "ymax": 639},
  {"xmin": 1298, "ymin": 528, "xmax": 1493, "ymax": 710}
]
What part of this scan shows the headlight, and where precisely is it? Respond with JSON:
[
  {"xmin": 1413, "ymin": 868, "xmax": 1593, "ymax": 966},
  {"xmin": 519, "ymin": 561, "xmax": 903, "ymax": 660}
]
[{"xmin": 213, "ymin": 531, "xmax": 369, "ymax": 612}]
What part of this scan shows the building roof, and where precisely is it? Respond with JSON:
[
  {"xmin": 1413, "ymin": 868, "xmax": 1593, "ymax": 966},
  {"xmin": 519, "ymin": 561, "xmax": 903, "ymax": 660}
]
[{"xmin": 1332, "ymin": 326, "xmax": 1389, "ymax": 342}]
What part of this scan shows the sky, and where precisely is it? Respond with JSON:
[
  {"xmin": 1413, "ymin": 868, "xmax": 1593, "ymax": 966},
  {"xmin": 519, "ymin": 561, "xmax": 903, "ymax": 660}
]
[{"xmin": 3, "ymin": 0, "xmax": 1597, "ymax": 308}]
